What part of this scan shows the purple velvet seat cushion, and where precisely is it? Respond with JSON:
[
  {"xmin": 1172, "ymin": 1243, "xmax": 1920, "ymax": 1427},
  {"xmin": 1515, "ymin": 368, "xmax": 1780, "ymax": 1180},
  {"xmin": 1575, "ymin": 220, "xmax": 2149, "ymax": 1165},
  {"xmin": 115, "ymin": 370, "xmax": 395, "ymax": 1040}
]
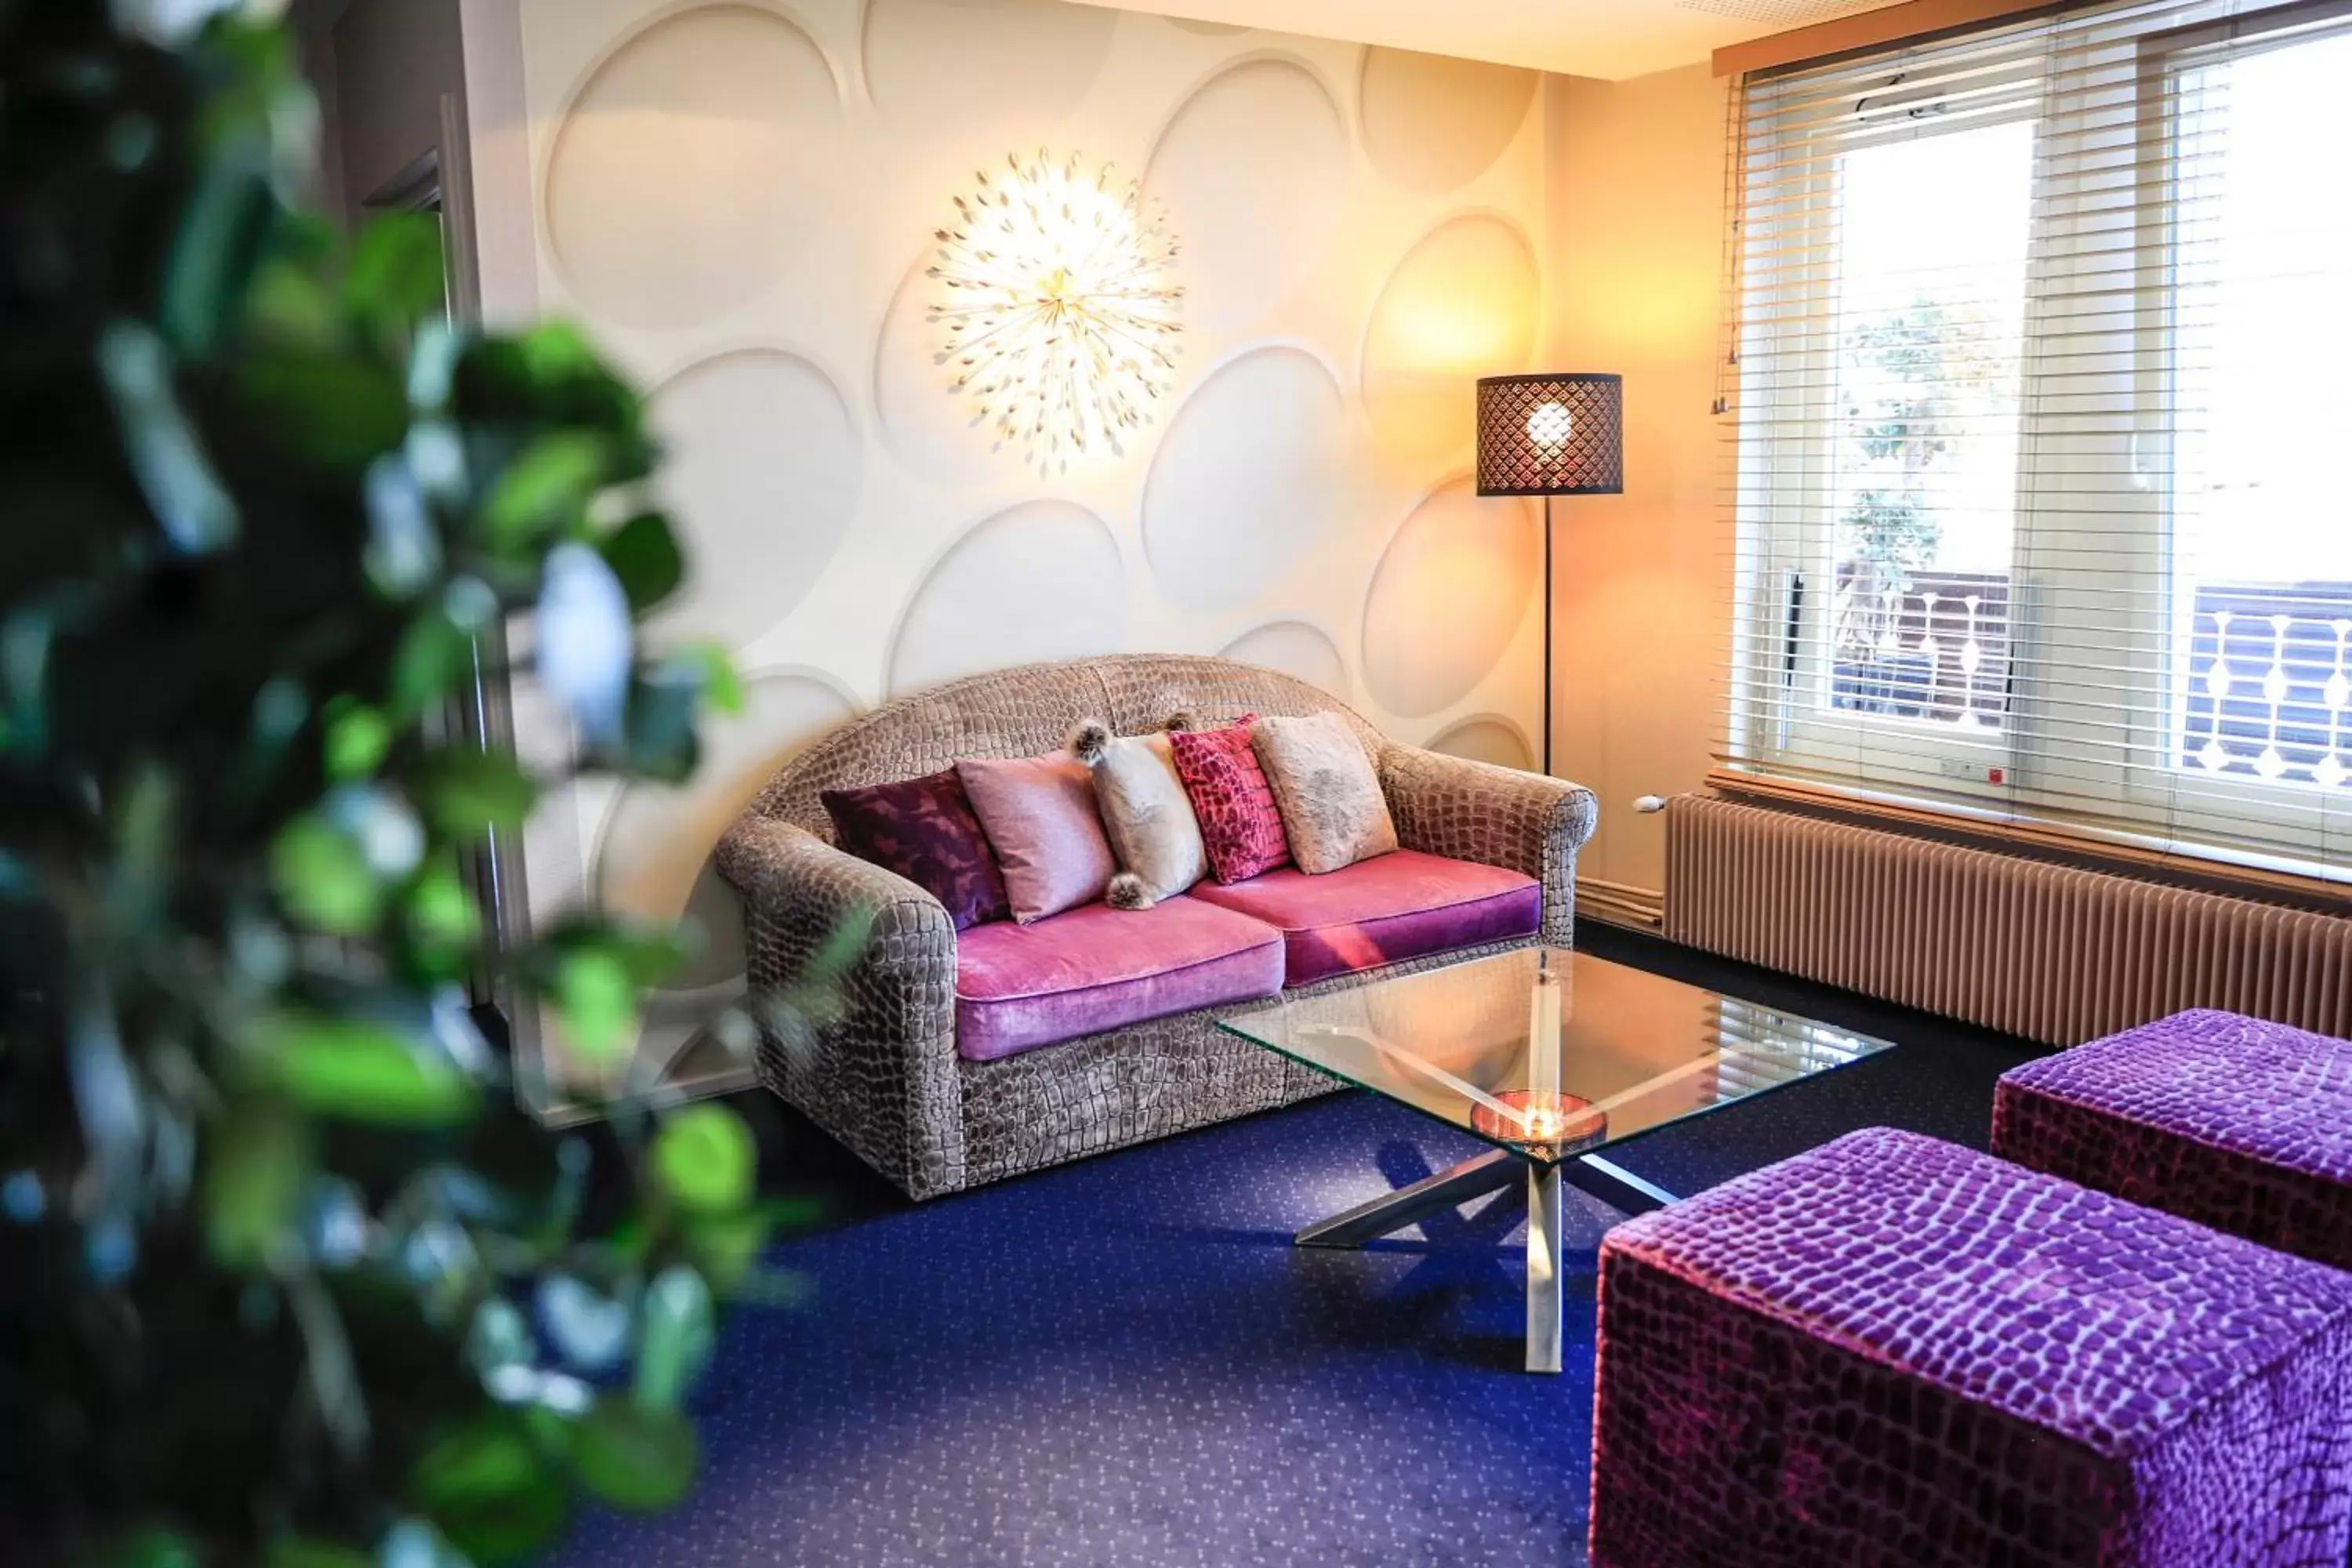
[
  {"xmin": 953, "ymin": 895, "xmax": 1284, "ymax": 1064},
  {"xmin": 1993, "ymin": 1008, "xmax": 2352, "ymax": 1269},
  {"xmin": 1188, "ymin": 848, "xmax": 1538, "ymax": 985},
  {"xmin": 822, "ymin": 768, "xmax": 1007, "ymax": 931},
  {"xmin": 1592, "ymin": 1127, "xmax": 2352, "ymax": 1568},
  {"xmin": 956, "ymin": 751, "xmax": 1118, "ymax": 924}
]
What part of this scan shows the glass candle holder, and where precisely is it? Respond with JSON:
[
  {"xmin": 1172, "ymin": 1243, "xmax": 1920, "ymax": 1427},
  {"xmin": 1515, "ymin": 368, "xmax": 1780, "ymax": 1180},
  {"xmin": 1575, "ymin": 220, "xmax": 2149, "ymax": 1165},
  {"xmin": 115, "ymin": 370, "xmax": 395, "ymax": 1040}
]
[{"xmin": 1472, "ymin": 1089, "xmax": 1608, "ymax": 1160}]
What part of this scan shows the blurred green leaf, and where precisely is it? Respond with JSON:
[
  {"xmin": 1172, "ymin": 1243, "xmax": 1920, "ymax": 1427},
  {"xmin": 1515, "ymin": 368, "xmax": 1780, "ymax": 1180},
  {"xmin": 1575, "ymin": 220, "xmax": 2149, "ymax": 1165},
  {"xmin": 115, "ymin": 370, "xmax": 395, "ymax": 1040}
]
[
  {"xmin": 245, "ymin": 254, "xmax": 343, "ymax": 350},
  {"xmin": 108, "ymin": 764, "xmax": 177, "ymax": 925},
  {"xmin": 537, "ymin": 1273, "xmax": 630, "ymax": 1371},
  {"xmin": 482, "ymin": 433, "xmax": 606, "ymax": 551},
  {"xmin": 412, "ymin": 1414, "xmax": 538, "ymax": 1508},
  {"xmin": 465, "ymin": 1299, "xmax": 533, "ymax": 1379},
  {"xmin": 160, "ymin": 149, "xmax": 273, "ymax": 360},
  {"xmin": 518, "ymin": 323, "xmax": 601, "ymax": 385},
  {"xmin": 680, "ymin": 1194, "xmax": 813, "ymax": 1295},
  {"xmin": 325, "ymin": 700, "xmax": 392, "ymax": 781},
  {"xmin": 633, "ymin": 1266, "xmax": 714, "ymax": 1410},
  {"xmin": 679, "ymin": 1210, "xmax": 764, "ymax": 1294},
  {"xmin": 419, "ymin": 749, "xmax": 537, "ymax": 837},
  {"xmin": 761, "ymin": 1193, "xmax": 826, "ymax": 1232},
  {"xmin": 107, "ymin": 1526, "xmax": 201, "ymax": 1568},
  {"xmin": 554, "ymin": 948, "xmax": 634, "ymax": 1062},
  {"xmin": 561, "ymin": 920, "xmax": 693, "ymax": 989},
  {"xmin": 572, "ymin": 1399, "xmax": 697, "ymax": 1513},
  {"xmin": 406, "ymin": 860, "xmax": 481, "ymax": 960},
  {"xmin": 252, "ymin": 1011, "xmax": 478, "ymax": 1127},
  {"xmin": 651, "ymin": 1105, "xmax": 755, "ymax": 1218},
  {"xmin": 409, "ymin": 321, "xmax": 463, "ymax": 412},
  {"xmin": 391, "ymin": 610, "xmax": 475, "ymax": 719},
  {"xmin": 597, "ymin": 513, "xmax": 684, "ymax": 615},
  {"xmin": 681, "ymin": 642, "xmax": 744, "ymax": 716},
  {"xmin": 98, "ymin": 323, "xmax": 238, "ymax": 552},
  {"xmin": 2, "ymin": 9, "xmax": 746, "ymax": 1552},
  {"xmin": 205, "ymin": 1098, "xmax": 310, "ymax": 1268},
  {"xmin": 620, "ymin": 667, "xmax": 701, "ymax": 783},
  {"xmin": 411, "ymin": 1413, "xmax": 569, "ymax": 1564},
  {"xmin": 270, "ymin": 815, "xmax": 383, "ymax": 934},
  {"xmin": 347, "ymin": 211, "xmax": 447, "ymax": 327},
  {"xmin": 263, "ymin": 1538, "xmax": 371, "ymax": 1568},
  {"xmin": 239, "ymin": 347, "xmax": 410, "ymax": 469}
]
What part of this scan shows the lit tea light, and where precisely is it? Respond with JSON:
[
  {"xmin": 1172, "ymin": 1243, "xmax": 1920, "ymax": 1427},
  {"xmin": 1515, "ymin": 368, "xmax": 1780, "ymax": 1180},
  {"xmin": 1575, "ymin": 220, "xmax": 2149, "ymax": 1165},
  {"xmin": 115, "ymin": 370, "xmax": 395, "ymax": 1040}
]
[{"xmin": 1521, "ymin": 1105, "xmax": 1570, "ymax": 1142}]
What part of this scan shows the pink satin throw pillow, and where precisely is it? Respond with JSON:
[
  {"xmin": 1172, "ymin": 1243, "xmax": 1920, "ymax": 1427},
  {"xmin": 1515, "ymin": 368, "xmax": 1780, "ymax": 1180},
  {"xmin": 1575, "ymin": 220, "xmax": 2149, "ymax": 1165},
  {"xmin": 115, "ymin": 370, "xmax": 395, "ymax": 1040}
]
[{"xmin": 957, "ymin": 752, "xmax": 1119, "ymax": 924}]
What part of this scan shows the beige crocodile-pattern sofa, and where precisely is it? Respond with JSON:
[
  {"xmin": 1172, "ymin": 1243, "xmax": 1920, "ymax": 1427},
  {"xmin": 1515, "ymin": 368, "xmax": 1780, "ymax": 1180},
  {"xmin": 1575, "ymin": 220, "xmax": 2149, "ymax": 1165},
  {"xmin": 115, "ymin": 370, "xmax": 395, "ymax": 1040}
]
[{"xmin": 716, "ymin": 654, "xmax": 1599, "ymax": 1200}]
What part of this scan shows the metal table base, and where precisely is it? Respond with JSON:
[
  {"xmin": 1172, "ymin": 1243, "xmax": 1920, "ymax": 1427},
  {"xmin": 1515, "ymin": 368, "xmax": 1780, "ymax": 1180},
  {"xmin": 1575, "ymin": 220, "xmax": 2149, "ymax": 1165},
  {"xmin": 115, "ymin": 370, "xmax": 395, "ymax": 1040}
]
[{"xmin": 1294, "ymin": 1148, "xmax": 1677, "ymax": 1373}]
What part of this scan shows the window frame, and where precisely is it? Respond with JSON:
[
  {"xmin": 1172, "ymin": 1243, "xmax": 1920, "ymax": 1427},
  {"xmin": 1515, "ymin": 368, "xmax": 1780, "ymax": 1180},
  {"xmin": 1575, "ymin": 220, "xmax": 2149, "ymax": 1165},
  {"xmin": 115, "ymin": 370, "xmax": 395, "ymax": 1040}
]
[
  {"xmin": 1733, "ymin": 76, "xmax": 2040, "ymax": 804},
  {"xmin": 2116, "ymin": 0, "xmax": 2352, "ymax": 861},
  {"xmin": 1729, "ymin": 0, "xmax": 2352, "ymax": 872}
]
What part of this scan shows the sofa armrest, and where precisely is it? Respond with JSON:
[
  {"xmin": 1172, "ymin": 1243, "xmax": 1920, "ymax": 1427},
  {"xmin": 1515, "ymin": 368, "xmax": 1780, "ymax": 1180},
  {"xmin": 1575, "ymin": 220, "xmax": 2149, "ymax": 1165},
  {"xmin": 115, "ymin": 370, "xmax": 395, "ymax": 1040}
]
[
  {"xmin": 715, "ymin": 816, "xmax": 965, "ymax": 1199},
  {"xmin": 1377, "ymin": 746, "xmax": 1599, "ymax": 946}
]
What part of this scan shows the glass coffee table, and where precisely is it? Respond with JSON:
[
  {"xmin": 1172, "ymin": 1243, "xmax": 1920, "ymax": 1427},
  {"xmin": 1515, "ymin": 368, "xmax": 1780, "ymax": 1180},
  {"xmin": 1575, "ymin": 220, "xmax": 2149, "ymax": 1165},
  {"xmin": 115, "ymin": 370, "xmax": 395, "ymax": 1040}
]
[{"xmin": 1217, "ymin": 946, "xmax": 1893, "ymax": 1373}]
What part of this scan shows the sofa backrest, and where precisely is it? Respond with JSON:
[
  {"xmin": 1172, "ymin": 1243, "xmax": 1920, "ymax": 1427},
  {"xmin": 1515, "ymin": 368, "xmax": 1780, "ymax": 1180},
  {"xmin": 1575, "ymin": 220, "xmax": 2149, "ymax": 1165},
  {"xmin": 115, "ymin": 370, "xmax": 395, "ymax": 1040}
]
[{"xmin": 745, "ymin": 653, "xmax": 1385, "ymax": 839}]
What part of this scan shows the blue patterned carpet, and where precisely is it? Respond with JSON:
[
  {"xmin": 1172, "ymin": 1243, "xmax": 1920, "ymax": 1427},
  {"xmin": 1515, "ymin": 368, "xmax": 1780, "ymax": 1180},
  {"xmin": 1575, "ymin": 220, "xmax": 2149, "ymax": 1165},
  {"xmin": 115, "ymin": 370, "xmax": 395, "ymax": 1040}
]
[{"xmin": 550, "ymin": 938, "xmax": 2036, "ymax": 1566}]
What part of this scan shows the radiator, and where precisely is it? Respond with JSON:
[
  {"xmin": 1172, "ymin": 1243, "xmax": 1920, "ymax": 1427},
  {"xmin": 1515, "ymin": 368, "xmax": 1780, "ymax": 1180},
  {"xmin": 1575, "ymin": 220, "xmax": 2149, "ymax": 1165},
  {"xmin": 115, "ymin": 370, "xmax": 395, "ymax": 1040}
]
[{"xmin": 1664, "ymin": 794, "xmax": 2352, "ymax": 1047}]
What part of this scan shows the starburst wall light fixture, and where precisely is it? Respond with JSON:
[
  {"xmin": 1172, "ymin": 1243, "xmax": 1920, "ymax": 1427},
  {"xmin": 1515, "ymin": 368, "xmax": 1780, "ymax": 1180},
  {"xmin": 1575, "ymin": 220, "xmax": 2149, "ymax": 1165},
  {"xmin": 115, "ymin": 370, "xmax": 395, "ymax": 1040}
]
[{"xmin": 927, "ymin": 150, "xmax": 1185, "ymax": 475}]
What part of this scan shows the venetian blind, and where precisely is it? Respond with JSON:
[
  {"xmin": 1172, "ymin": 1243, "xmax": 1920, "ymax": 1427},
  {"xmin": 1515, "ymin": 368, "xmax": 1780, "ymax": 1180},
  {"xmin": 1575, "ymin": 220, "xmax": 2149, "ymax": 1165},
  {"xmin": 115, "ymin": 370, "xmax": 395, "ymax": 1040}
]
[{"xmin": 1722, "ymin": 0, "xmax": 2352, "ymax": 879}]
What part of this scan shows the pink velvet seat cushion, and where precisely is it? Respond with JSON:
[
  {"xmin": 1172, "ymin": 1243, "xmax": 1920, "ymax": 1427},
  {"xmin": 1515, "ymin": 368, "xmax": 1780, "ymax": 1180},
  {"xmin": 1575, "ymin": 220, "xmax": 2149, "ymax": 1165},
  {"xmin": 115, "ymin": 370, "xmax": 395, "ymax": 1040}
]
[
  {"xmin": 954, "ymin": 896, "xmax": 1286, "ymax": 1064},
  {"xmin": 1189, "ymin": 848, "xmax": 1540, "ymax": 986}
]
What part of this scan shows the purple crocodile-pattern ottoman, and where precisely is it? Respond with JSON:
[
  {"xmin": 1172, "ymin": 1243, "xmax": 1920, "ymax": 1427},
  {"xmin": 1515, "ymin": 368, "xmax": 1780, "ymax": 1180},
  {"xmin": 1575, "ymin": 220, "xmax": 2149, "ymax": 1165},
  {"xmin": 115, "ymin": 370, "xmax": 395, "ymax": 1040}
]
[
  {"xmin": 1993, "ymin": 1009, "xmax": 2352, "ymax": 1271},
  {"xmin": 1588, "ymin": 1127, "xmax": 2352, "ymax": 1568}
]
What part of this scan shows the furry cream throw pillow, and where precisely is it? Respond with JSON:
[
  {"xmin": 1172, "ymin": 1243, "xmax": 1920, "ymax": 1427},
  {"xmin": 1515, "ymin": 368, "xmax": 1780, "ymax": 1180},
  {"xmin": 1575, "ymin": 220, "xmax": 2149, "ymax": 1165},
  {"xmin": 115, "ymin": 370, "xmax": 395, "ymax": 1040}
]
[
  {"xmin": 1069, "ymin": 721, "xmax": 1208, "ymax": 909},
  {"xmin": 1251, "ymin": 713, "xmax": 1398, "ymax": 874}
]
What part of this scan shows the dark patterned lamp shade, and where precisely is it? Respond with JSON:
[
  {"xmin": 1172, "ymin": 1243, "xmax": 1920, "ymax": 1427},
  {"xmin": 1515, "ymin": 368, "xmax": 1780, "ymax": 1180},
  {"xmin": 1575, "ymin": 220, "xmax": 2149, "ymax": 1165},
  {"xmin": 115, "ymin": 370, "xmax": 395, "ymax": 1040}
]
[{"xmin": 1475, "ymin": 373, "xmax": 1623, "ymax": 496}]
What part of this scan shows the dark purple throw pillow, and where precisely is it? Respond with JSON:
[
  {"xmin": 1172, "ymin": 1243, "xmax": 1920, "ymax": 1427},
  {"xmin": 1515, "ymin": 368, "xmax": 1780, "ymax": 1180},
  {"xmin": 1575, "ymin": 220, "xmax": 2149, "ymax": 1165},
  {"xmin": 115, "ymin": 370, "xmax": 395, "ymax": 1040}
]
[{"xmin": 822, "ymin": 768, "xmax": 1010, "ymax": 931}]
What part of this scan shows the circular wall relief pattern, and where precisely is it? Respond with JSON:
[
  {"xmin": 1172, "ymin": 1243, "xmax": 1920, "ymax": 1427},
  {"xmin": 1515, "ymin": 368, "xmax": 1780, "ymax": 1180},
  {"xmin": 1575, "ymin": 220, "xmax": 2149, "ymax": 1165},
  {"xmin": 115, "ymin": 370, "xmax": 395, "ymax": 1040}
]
[
  {"xmin": 1362, "ymin": 214, "xmax": 1541, "ymax": 465},
  {"xmin": 650, "ymin": 348, "xmax": 862, "ymax": 652},
  {"xmin": 864, "ymin": 0, "xmax": 1119, "ymax": 137},
  {"xmin": 1361, "ymin": 476, "xmax": 1537, "ymax": 717},
  {"xmin": 876, "ymin": 249, "xmax": 997, "ymax": 482},
  {"xmin": 1219, "ymin": 621, "xmax": 1348, "ymax": 697},
  {"xmin": 1143, "ymin": 346, "xmax": 1348, "ymax": 613},
  {"xmin": 1359, "ymin": 47, "xmax": 1540, "ymax": 194},
  {"xmin": 1428, "ymin": 714, "xmax": 1535, "ymax": 771},
  {"xmin": 544, "ymin": 5, "xmax": 840, "ymax": 330},
  {"xmin": 594, "ymin": 672, "xmax": 862, "ymax": 993},
  {"xmin": 1144, "ymin": 59, "xmax": 1347, "ymax": 332},
  {"xmin": 888, "ymin": 501, "xmax": 1129, "ymax": 695}
]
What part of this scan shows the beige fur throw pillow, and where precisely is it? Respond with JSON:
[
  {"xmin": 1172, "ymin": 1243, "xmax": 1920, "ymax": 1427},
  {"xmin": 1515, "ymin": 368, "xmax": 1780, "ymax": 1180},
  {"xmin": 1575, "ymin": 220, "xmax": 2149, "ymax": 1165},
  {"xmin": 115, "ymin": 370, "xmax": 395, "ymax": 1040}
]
[
  {"xmin": 1069, "ymin": 721, "xmax": 1208, "ymax": 909},
  {"xmin": 1251, "ymin": 713, "xmax": 1398, "ymax": 874}
]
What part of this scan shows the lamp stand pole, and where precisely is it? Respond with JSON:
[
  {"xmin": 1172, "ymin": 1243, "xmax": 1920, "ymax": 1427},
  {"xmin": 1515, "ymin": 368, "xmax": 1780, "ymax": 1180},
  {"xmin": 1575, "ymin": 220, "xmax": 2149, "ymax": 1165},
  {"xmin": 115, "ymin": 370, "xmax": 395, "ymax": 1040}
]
[{"xmin": 1541, "ymin": 493, "xmax": 1554, "ymax": 778}]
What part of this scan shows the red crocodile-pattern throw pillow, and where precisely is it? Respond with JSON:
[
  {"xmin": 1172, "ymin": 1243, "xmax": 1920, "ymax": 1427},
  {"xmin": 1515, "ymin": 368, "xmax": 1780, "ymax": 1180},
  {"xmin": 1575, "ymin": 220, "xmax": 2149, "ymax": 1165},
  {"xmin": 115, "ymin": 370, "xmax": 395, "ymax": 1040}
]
[
  {"xmin": 822, "ymin": 768, "xmax": 1011, "ymax": 931},
  {"xmin": 1168, "ymin": 714, "xmax": 1293, "ymax": 884}
]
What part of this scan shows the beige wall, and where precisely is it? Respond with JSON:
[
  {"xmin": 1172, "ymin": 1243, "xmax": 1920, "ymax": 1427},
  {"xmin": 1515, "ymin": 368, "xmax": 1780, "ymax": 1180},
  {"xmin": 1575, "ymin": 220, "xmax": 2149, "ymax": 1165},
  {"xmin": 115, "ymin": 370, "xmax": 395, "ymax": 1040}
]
[
  {"xmin": 1543, "ymin": 64, "xmax": 1730, "ymax": 903},
  {"xmin": 473, "ymin": 0, "xmax": 1582, "ymax": 1083}
]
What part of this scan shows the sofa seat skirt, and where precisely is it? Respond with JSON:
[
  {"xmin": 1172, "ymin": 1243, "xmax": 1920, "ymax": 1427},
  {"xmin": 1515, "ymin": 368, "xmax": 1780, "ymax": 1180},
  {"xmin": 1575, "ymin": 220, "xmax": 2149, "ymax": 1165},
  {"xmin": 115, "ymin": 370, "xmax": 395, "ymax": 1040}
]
[
  {"xmin": 1189, "ymin": 848, "xmax": 1541, "ymax": 986},
  {"xmin": 954, "ymin": 895, "xmax": 1286, "ymax": 1064}
]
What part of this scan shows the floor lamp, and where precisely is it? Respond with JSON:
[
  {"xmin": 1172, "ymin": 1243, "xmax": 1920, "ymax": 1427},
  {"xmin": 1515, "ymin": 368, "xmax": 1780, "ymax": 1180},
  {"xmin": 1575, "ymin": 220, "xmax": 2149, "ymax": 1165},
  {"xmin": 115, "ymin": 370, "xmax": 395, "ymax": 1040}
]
[{"xmin": 1474, "ymin": 373, "xmax": 1624, "ymax": 777}]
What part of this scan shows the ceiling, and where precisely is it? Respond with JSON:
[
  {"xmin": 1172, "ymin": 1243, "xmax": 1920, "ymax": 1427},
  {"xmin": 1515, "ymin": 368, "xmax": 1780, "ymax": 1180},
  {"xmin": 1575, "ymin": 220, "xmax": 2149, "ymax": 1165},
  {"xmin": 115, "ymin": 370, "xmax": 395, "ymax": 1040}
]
[{"xmin": 1070, "ymin": 0, "xmax": 1905, "ymax": 80}]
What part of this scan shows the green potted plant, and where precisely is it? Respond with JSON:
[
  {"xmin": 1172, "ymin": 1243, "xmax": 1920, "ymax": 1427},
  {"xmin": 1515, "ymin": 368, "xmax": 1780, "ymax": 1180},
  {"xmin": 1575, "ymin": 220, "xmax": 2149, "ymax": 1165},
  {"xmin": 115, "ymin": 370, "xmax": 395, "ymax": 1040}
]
[{"xmin": 0, "ymin": 5, "xmax": 836, "ymax": 1562}]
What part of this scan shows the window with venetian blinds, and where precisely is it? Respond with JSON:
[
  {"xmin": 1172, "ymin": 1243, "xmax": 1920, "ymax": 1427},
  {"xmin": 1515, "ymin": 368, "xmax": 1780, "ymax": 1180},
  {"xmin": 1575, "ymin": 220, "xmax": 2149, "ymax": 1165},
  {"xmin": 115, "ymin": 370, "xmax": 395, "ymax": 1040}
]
[{"xmin": 1723, "ymin": 0, "xmax": 2352, "ymax": 879}]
